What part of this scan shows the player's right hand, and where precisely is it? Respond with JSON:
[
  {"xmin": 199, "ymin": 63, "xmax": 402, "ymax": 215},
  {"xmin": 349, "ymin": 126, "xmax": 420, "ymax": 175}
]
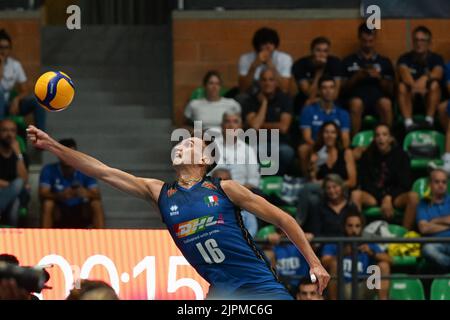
[
  {"xmin": 309, "ymin": 264, "xmax": 330, "ymax": 295},
  {"xmin": 26, "ymin": 125, "xmax": 53, "ymax": 150}
]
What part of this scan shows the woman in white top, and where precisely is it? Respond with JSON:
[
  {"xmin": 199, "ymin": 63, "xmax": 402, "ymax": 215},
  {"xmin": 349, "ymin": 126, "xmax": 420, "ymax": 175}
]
[{"xmin": 184, "ymin": 70, "xmax": 241, "ymax": 135}]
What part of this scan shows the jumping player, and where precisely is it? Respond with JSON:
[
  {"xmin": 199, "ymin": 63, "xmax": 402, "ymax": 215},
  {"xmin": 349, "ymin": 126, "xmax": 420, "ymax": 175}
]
[{"xmin": 26, "ymin": 125, "xmax": 329, "ymax": 299}]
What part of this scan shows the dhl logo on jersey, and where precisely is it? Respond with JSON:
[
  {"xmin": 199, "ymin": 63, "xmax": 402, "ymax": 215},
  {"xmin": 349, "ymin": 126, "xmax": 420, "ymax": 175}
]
[{"xmin": 174, "ymin": 215, "xmax": 224, "ymax": 238}]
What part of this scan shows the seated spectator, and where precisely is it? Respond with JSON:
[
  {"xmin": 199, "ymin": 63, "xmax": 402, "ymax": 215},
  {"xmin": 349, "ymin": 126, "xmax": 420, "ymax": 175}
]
[
  {"xmin": 303, "ymin": 174, "xmax": 358, "ymax": 238},
  {"xmin": 39, "ymin": 138, "xmax": 105, "ymax": 228},
  {"xmin": 342, "ymin": 23, "xmax": 394, "ymax": 133},
  {"xmin": 211, "ymin": 167, "xmax": 258, "ymax": 237},
  {"xmin": 238, "ymin": 27, "xmax": 292, "ymax": 99},
  {"xmin": 66, "ymin": 280, "xmax": 119, "ymax": 300},
  {"xmin": 321, "ymin": 210, "xmax": 391, "ymax": 300},
  {"xmin": 296, "ymin": 277, "xmax": 323, "ymax": 300},
  {"xmin": 0, "ymin": 29, "xmax": 45, "ymax": 130},
  {"xmin": 298, "ymin": 76, "xmax": 350, "ymax": 177},
  {"xmin": 351, "ymin": 124, "xmax": 419, "ymax": 229},
  {"xmin": 296, "ymin": 122, "xmax": 356, "ymax": 228},
  {"xmin": 0, "ymin": 119, "xmax": 28, "ymax": 226},
  {"xmin": 291, "ymin": 36, "xmax": 343, "ymax": 113},
  {"xmin": 437, "ymin": 61, "xmax": 450, "ymax": 172},
  {"xmin": 184, "ymin": 70, "xmax": 241, "ymax": 135},
  {"xmin": 214, "ymin": 111, "xmax": 260, "ymax": 189},
  {"xmin": 397, "ymin": 26, "xmax": 444, "ymax": 129},
  {"xmin": 245, "ymin": 68, "xmax": 295, "ymax": 175},
  {"xmin": 416, "ymin": 168, "xmax": 450, "ymax": 271}
]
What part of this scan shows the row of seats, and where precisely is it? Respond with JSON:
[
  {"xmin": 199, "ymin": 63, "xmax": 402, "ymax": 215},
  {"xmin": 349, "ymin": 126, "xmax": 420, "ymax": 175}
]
[{"xmin": 390, "ymin": 275, "xmax": 450, "ymax": 300}]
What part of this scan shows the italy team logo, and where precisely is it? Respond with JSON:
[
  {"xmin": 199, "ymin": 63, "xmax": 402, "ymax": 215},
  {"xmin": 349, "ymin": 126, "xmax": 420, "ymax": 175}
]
[{"xmin": 204, "ymin": 195, "xmax": 219, "ymax": 207}]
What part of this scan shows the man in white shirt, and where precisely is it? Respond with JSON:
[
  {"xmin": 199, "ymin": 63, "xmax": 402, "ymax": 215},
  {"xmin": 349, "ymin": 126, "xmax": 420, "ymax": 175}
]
[
  {"xmin": 238, "ymin": 27, "xmax": 292, "ymax": 96},
  {"xmin": 0, "ymin": 29, "xmax": 45, "ymax": 130}
]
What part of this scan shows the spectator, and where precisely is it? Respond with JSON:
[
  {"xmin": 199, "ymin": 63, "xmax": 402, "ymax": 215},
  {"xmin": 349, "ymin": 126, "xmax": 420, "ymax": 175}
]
[
  {"xmin": 321, "ymin": 210, "xmax": 391, "ymax": 300},
  {"xmin": 292, "ymin": 36, "xmax": 343, "ymax": 113},
  {"xmin": 296, "ymin": 277, "xmax": 323, "ymax": 300},
  {"xmin": 245, "ymin": 68, "xmax": 295, "ymax": 175},
  {"xmin": 0, "ymin": 119, "xmax": 28, "ymax": 226},
  {"xmin": 296, "ymin": 122, "xmax": 357, "ymax": 229},
  {"xmin": 184, "ymin": 70, "xmax": 241, "ymax": 135},
  {"xmin": 211, "ymin": 167, "xmax": 258, "ymax": 238},
  {"xmin": 303, "ymin": 174, "xmax": 358, "ymax": 238},
  {"xmin": 66, "ymin": 280, "xmax": 119, "ymax": 300},
  {"xmin": 397, "ymin": 26, "xmax": 444, "ymax": 129},
  {"xmin": 437, "ymin": 62, "xmax": 450, "ymax": 172},
  {"xmin": 351, "ymin": 124, "xmax": 419, "ymax": 229},
  {"xmin": 298, "ymin": 76, "xmax": 350, "ymax": 177},
  {"xmin": 214, "ymin": 111, "xmax": 260, "ymax": 189},
  {"xmin": 342, "ymin": 23, "xmax": 394, "ymax": 133},
  {"xmin": 39, "ymin": 138, "xmax": 105, "ymax": 228},
  {"xmin": 0, "ymin": 29, "xmax": 45, "ymax": 130},
  {"xmin": 416, "ymin": 168, "xmax": 450, "ymax": 271},
  {"xmin": 238, "ymin": 27, "xmax": 292, "ymax": 98}
]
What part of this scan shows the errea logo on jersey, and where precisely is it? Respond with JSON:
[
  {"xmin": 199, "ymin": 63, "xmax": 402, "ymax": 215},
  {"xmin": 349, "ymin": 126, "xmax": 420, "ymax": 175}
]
[
  {"xmin": 174, "ymin": 215, "xmax": 224, "ymax": 238},
  {"xmin": 170, "ymin": 205, "xmax": 179, "ymax": 216}
]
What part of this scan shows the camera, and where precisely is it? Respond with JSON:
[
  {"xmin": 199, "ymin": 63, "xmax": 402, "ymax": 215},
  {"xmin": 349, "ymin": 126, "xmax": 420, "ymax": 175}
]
[{"xmin": 0, "ymin": 262, "xmax": 50, "ymax": 293}]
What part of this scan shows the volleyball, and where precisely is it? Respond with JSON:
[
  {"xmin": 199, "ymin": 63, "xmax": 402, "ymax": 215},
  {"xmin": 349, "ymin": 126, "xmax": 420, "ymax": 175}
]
[{"xmin": 34, "ymin": 71, "xmax": 75, "ymax": 112}]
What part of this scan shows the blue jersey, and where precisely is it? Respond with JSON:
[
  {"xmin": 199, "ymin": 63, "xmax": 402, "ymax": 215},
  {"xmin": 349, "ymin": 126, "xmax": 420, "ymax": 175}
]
[
  {"xmin": 274, "ymin": 243, "xmax": 309, "ymax": 288},
  {"xmin": 158, "ymin": 177, "xmax": 293, "ymax": 299}
]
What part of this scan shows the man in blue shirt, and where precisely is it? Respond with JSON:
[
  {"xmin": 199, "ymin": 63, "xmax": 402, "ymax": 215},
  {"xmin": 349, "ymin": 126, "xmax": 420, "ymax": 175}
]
[
  {"xmin": 416, "ymin": 168, "xmax": 450, "ymax": 270},
  {"xmin": 321, "ymin": 210, "xmax": 392, "ymax": 300},
  {"xmin": 298, "ymin": 75, "xmax": 350, "ymax": 176},
  {"xmin": 39, "ymin": 138, "xmax": 104, "ymax": 228}
]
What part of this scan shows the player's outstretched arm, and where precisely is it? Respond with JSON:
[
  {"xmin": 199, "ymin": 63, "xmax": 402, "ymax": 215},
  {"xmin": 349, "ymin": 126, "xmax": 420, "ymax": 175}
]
[
  {"xmin": 27, "ymin": 125, "xmax": 163, "ymax": 202},
  {"xmin": 221, "ymin": 179, "xmax": 330, "ymax": 294}
]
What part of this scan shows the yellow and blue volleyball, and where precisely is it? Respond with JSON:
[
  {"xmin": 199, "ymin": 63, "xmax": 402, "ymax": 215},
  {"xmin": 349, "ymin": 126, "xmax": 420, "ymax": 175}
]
[{"xmin": 34, "ymin": 71, "xmax": 75, "ymax": 112}]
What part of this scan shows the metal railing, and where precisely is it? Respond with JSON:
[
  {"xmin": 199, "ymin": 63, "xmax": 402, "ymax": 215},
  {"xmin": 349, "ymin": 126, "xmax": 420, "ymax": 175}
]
[{"xmin": 257, "ymin": 236, "xmax": 450, "ymax": 300}]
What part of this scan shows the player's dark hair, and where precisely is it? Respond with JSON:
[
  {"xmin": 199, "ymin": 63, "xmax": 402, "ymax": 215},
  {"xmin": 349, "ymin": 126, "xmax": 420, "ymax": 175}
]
[
  {"xmin": 202, "ymin": 70, "xmax": 222, "ymax": 87},
  {"xmin": 318, "ymin": 75, "xmax": 335, "ymax": 88},
  {"xmin": 298, "ymin": 277, "xmax": 317, "ymax": 288},
  {"xmin": 413, "ymin": 25, "xmax": 432, "ymax": 39},
  {"xmin": 358, "ymin": 22, "xmax": 377, "ymax": 37},
  {"xmin": 0, "ymin": 253, "xmax": 20, "ymax": 265},
  {"xmin": 0, "ymin": 29, "xmax": 12, "ymax": 45},
  {"xmin": 310, "ymin": 36, "xmax": 331, "ymax": 51},
  {"xmin": 59, "ymin": 138, "xmax": 77, "ymax": 150},
  {"xmin": 343, "ymin": 206, "xmax": 365, "ymax": 228},
  {"xmin": 252, "ymin": 27, "xmax": 279, "ymax": 52}
]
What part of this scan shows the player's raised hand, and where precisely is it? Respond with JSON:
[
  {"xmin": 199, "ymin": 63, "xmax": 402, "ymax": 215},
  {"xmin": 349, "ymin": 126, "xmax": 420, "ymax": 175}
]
[
  {"xmin": 26, "ymin": 125, "xmax": 54, "ymax": 150},
  {"xmin": 309, "ymin": 264, "xmax": 330, "ymax": 295}
]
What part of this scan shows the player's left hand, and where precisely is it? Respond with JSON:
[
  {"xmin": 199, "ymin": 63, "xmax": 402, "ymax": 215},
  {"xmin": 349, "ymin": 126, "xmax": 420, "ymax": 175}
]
[{"xmin": 309, "ymin": 264, "xmax": 330, "ymax": 295}]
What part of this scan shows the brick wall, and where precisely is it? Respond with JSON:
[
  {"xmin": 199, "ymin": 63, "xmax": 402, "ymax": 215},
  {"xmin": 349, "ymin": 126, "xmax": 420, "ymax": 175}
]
[
  {"xmin": 173, "ymin": 17, "xmax": 450, "ymax": 126},
  {"xmin": 0, "ymin": 16, "xmax": 41, "ymax": 88}
]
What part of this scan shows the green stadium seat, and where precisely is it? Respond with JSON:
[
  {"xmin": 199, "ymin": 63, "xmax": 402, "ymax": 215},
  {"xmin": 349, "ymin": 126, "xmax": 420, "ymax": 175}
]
[
  {"xmin": 351, "ymin": 130, "xmax": 374, "ymax": 148},
  {"xmin": 389, "ymin": 275, "xmax": 425, "ymax": 300},
  {"xmin": 362, "ymin": 206, "xmax": 401, "ymax": 219},
  {"xmin": 403, "ymin": 130, "xmax": 445, "ymax": 170},
  {"xmin": 189, "ymin": 87, "xmax": 228, "ymax": 100},
  {"xmin": 260, "ymin": 176, "xmax": 283, "ymax": 197},
  {"xmin": 430, "ymin": 277, "xmax": 450, "ymax": 300},
  {"xmin": 388, "ymin": 224, "xmax": 408, "ymax": 237},
  {"xmin": 362, "ymin": 115, "xmax": 377, "ymax": 129},
  {"xmin": 7, "ymin": 115, "xmax": 27, "ymax": 132},
  {"xmin": 412, "ymin": 177, "xmax": 430, "ymax": 199},
  {"xmin": 256, "ymin": 225, "xmax": 276, "ymax": 240}
]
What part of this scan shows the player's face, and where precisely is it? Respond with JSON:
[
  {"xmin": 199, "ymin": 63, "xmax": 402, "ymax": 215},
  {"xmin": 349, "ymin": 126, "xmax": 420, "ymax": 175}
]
[
  {"xmin": 323, "ymin": 124, "xmax": 338, "ymax": 147},
  {"xmin": 312, "ymin": 43, "xmax": 329, "ymax": 65},
  {"xmin": 345, "ymin": 216, "xmax": 362, "ymax": 236},
  {"xmin": 359, "ymin": 33, "xmax": 376, "ymax": 53},
  {"xmin": 0, "ymin": 39, "xmax": 11, "ymax": 60},
  {"xmin": 374, "ymin": 126, "xmax": 392, "ymax": 154},
  {"xmin": 325, "ymin": 181, "xmax": 342, "ymax": 201},
  {"xmin": 296, "ymin": 284, "xmax": 321, "ymax": 300},
  {"xmin": 205, "ymin": 75, "xmax": 221, "ymax": 100},
  {"xmin": 430, "ymin": 171, "xmax": 448, "ymax": 197},
  {"xmin": 259, "ymin": 70, "xmax": 277, "ymax": 94},
  {"xmin": 172, "ymin": 137, "xmax": 206, "ymax": 166},
  {"xmin": 413, "ymin": 31, "xmax": 430, "ymax": 54},
  {"xmin": 319, "ymin": 80, "xmax": 335, "ymax": 102}
]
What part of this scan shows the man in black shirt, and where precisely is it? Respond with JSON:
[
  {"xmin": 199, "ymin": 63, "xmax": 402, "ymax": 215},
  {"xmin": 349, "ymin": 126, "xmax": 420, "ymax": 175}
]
[
  {"xmin": 292, "ymin": 37, "xmax": 343, "ymax": 113},
  {"xmin": 0, "ymin": 119, "xmax": 28, "ymax": 226},
  {"xmin": 245, "ymin": 68, "xmax": 295, "ymax": 175},
  {"xmin": 342, "ymin": 23, "xmax": 395, "ymax": 134},
  {"xmin": 397, "ymin": 26, "xmax": 444, "ymax": 129}
]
